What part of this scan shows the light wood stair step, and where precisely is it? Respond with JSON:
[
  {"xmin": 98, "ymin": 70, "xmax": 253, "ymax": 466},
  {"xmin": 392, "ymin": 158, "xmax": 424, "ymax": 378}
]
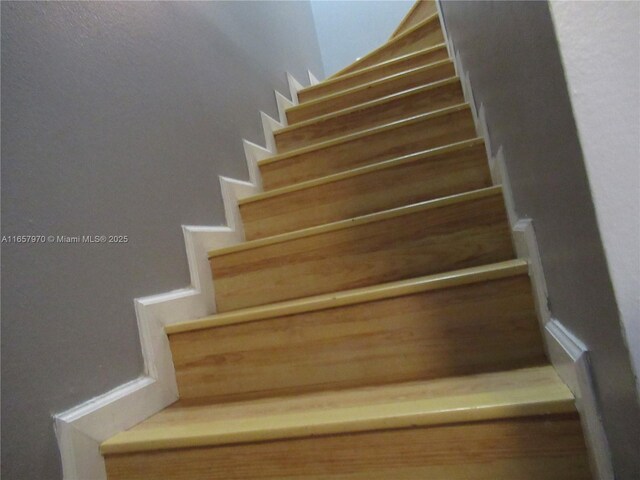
[
  {"xmin": 241, "ymin": 138, "xmax": 491, "ymax": 240},
  {"xmin": 287, "ymin": 58, "xmax": 456, "ymax": 124},
  {"xmin": 262, "ymin": 103, "xmax": 476, "ymax": 190},
  {"xmin": 209, "ymin": 186, "xmax": 513, "ymax": 312},
  {"xmin": 102, "ymin": 366, "xmax": 573, "ymax": 451},
  {"xmin": 168, "ymin": 260, "xmax": 546, "ymax": 403},
  {"xmin": 390, "ymin": 0, "xmax": 439, "ymax": 39},
  {"xmin": 329, "ymin": 13, "xmax": 444, "ymax": 79},
  {"xmin": 276, "ymin": 77, "xmax": 464, "ymax": 153},
  {"xmin": 297, "ymin": 44, "xmax": 449, "ymax": 104},
  {"xmin": 102, "ymin": 367, "xmax": 591, "ymax": 480}
]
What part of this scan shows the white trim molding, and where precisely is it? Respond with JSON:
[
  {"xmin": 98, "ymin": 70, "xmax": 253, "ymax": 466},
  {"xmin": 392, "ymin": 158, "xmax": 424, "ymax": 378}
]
[
  {"xmin": 287, "ymin": 71, "xmax": 304, "ymax": 105},
  {"xmin": 436, "ymin": 3, "xmax": 614, "ymax": 476},
  {"xmin": 53, "ymin": 73, "xmax": 303, "ymax": 480},
  {"xmin": 275, "ymin": 91, "xmax": 294, "ymax": 126},
  {"xmin": 308, "ymin": 70, "xmax": 321, "ymax": 86},
  {"xmin": 515, "ymin": 220, "xmax": 614, "ymax": 480}
]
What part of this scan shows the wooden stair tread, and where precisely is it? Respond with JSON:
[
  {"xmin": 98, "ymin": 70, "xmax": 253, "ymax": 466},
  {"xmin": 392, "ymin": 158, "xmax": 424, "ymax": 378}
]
[
  {"xmin": 328, "ymin": 13, "xmax": 442, "ymax": 79},
  {"xmin": 278, "ymin": 76, "xmax": 459, "ymax": 135},
  {"xmin": 275, "ymin": 77, "xmax": 462, "ymax": 152},
  {"xmin": 240, "ymin": 135, "xmax": 490, "ymax": 238},
  {"xmin": 262, "ymin": 103, "xmax": 469, "ymax": 166},
  {"xmin": 101, "ymin": 366, "xmax": 574, "ymax": 455},
  {"xmin": 286, "ymin": 59, "xmax": 455, "ymax": 124},
  {"xmin": 210, "ymin": 185, "xmax": 501, "ymax": 258},
  {"xmin": 168, "ymin": 258, "xmax": 528, "ymax": 335},
  {"xmin": 210, "ymin": 184, "xmax": 511, "ymax": 311},
  {"xmin": 390, "ymin": 0, "xmax": 438, "ymax": 39},
  {"xmin": 297, "ymin": 44, "xmax": 448, "ymax": 104},
  {"xmin": 261, "ymin": 103, "xmax": 476, "ymax": 190},
  {"xmin": 289, "ymin": 58, "xmax": 452, "ymax": 116},
  {"xmin": 242, "ymin": 138, "xmax": 484, "ymax": 205}
]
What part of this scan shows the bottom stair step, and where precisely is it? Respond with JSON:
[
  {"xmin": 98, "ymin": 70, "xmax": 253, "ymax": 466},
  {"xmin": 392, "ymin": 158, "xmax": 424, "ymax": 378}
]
[{"xmin": 102, "ymin": 366, "xmax": 591, "ymax": 479}]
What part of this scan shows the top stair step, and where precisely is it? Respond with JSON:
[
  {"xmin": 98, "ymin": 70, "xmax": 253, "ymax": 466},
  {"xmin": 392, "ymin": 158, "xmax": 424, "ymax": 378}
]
[
  {"xmin": 287, "ymin": 58, "xmax": 456, "ymax": 124},
  {"xmin": 390, "ymin": 0, "xmax": 439, "ymax": 39},
  {"xmin": 297, "ymin": 44, "xmax": 449, "ymax": 104},
  {"xmin": 329, "ymin": 13, "xmax": 444, "ymax": 79}
]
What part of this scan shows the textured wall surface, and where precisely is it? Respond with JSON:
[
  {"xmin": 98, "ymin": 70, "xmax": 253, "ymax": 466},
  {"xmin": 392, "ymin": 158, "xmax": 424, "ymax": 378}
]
[
  {"xmin": 438, "ymin": 1, "xmax": 639, "ymax": 477},
  {"xmin": 549, "ymin": 0, "xmax": 640, "ymax": 395},
  {"xmin": 311, "ymin": 0, "xmax": 413, "ymax": 75},
  {"xmin": 0, "ymin": 2, "xmax": 323, "ymax": 478}
]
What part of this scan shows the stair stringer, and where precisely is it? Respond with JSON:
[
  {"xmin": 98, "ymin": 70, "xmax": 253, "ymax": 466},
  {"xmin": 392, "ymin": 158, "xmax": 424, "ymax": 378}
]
[
  {"xmin": 53, "ymin": 73, "xmax": 304, "ymax": 480},
  {"xmin": 436, "ymin": 2, "xmax": 613, "ymax": 477}
]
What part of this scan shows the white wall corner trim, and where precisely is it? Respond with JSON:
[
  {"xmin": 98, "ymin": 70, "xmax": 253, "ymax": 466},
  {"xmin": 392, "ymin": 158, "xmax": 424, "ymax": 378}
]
[
  {"xmin": 53, "ymin": 73, "xmax": 303, "ymax": 480},
  {"xmin": 436, "ymin": 4, "xmax": 614, "ymax": 476}
]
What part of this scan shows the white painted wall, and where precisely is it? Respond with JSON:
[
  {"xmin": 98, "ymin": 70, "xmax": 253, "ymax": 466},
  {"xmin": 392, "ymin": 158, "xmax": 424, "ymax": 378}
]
[
  {"xmin": 549, "ymin": 1, "xmax": 640, "ymax": 394},
  {"xmin": 310, "ymin": 0, "xmax": 414, "ymax": 75}
]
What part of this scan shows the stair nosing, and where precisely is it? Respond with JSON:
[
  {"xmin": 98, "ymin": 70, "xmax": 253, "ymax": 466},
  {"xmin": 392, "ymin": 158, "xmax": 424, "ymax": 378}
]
[
  {"xmin": 328, "ymin": 12, "xmax": 441, "ymax": 79},
  {"xmin": 298, "ymin": 43, "xmax": 447, "ymax": 98},
  {"xmin": 239, "ymin": 138, "xmax": 484, "ymax": 206},
  {"xmin": 276, "ymin": 75, "xmax": 461, "ymax": 138},
  {"xmin": 166, "ymin": 259, "xmax": 527, "ymax": 335},
  {"xmin": 209, "ymin": 185, "xmax": 501, "ymax": 259},
  {"xmin": 259, "ymin": 102, "xmax": 471, "ymax": 167},
  {"xmin": 100, "ymin": 366, "xmax": 574, "ymax": 456},
  {"xmin": 286, "ymin": 58, "xmax": 454, "ymax": 118}
]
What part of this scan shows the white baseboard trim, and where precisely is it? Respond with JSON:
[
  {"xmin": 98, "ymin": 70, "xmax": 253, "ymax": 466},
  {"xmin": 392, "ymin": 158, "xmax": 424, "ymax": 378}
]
[
  {"xmin": 275, "ymin": 91, "xmax": 294, "ymax": 126},
  {"xmin": 514, "ymin": 221, "xmax": 614, "ymax": 480},
  {"xmin": 546, "ymin": 321, "xmax": 614, "ymax": 480},
  {"xmin": 287, "ymin": 72, "xmax": 304, "ymax": 104},
  {"xmin": 53, "ymin": 73, "xmax": 302, "ymax": 480},
  {"xmin": 308, "ymin": 70, "xmax": 320, "ymax": 85},
  {"xmin": 260, "ymin": 111, "xmax": 284, "ymax": 151},
  {"xmin": 437, "ymin": 6, "xmax": 614, "ymax": 476}
]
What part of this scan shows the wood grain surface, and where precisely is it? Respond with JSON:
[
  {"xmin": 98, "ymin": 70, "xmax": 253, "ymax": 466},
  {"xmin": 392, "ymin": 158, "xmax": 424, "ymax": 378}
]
[
  {"xmin": 211, "ymin": 187, "xmax": 513, "ymax": 311},
  {"xmin": 391, "ymin": 1, "xmax": 439, "ymax": 39},
  {"xmin": 262, "ymin": 104, "xmax": 476, "ymax": 190},
  {"xmin": 105, "ymin": 415, "xmax": 589, "ymax": 480},
  {"xmin": 103, "ymin": 366, "xmax": 574, "ymax": 452},
  {"xmin": 171, "ymin": 274, "xmax": 545, "ymax": 403},
  {"xmin": 242, "ymin": 139, "xmax": 490, "ymax": 239},
  {"xmin": 287, "ymin": 60, "xmax": 456, "ymax": 124},
  {"xmin": 276, "ymin": 78, "xmax": 464, "ymax": 152},
  {"xmin": 297, "ymin": 44, "xmax": 448, "ymax": 104}
]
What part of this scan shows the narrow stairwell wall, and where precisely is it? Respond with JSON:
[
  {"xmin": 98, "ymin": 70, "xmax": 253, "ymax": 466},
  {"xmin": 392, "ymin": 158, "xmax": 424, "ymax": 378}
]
[
  {"xmin": 0, "ymin": 2, "xmax": 323, "ymax": 479},
  {"xmin": 437, "ymin": 1, "xmax": 640, "ymax": 477}
]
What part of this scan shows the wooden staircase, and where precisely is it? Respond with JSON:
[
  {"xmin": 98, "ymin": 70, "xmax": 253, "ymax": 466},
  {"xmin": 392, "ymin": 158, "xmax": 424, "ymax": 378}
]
[{"xmin": 101, "ymin": 2, "xmax": 592, "ymax": 478}]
